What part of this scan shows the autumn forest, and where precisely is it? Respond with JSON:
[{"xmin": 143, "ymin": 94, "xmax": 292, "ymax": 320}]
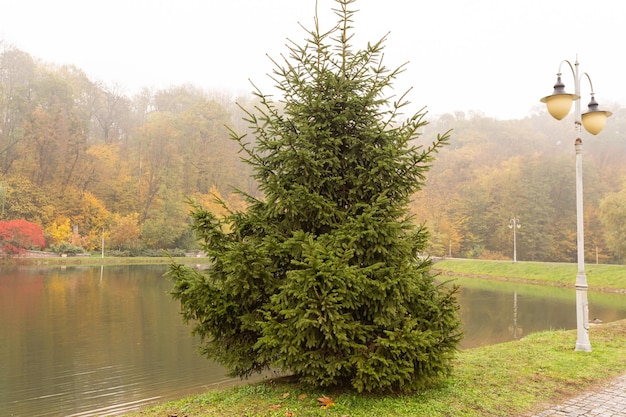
[{"xmin": 1, "ymin": 46, "xmax": 626, "ymax": 262}]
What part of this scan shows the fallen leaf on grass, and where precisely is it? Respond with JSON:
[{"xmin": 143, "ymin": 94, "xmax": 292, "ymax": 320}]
[
  {"xmin": 282, "ymin": 392, "xmax": 290, "ymax": 399},
  {"xmin": 269, "ymin": 404, "xmax": 282, "ymax": 410},
  {"xmin": 317, "ymin": 395, "xmax": 336, "ymax": 409},
  {"xmin": 285, "ymin": 411, "xmax": 295, "ymax": 417},
  {"xmin": 297, "ymin": 393, "xmax": 307, "ymax": 401}
]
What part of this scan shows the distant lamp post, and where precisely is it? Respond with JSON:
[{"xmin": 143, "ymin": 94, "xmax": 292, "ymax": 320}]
[
  {"xmin": 508, "ymin": 217, "xmax": 521, "ymax": 264},
  {"xmin": 540, "ymin": 58, "xmax": 612, "ymax": 352}
]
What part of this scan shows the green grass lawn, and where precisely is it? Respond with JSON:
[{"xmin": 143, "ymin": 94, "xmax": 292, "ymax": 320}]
[
  {"xmin": 433, "ymin": 259, "xmax": 626, "ymax": 292},
  {"xmin": 126, "ymin": 320, "xmax": 626, "ymax": 417}
]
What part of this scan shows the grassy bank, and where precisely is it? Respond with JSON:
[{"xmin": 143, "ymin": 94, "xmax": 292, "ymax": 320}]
[
  {"xmin": 432, "ymin": 259, "xmax": 626, "ymax": 293},
  {"xmin": 126, "ymin": 320, "xmax": 626, "ymax": 417}
]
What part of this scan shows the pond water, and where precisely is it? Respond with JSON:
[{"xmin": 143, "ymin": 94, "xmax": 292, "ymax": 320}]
[
  {"xmin": 1, "ymin": 264, "xmax": 624, "ymax": 416},
  {"xmin": 451, "ymin": 276, "xmax": 626, "ymax": 347}
]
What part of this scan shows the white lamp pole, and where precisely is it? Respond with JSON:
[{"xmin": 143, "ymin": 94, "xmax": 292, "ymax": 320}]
[
  {"xmin": 540, "ymin": 58, "xmax": 612, "ymax": 352},
  {"xmin": 508, "ymin": 217, "xmax": 521, "ymax": 264}
]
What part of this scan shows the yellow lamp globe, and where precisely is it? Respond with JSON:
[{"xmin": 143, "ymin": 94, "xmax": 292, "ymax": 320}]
[
  {"xmin": 581, "ymin": 96, "xmax": 612, "ymax": 135},
  {"xmin": 542, "ymin": 94, "xmax": 575, "ymax": 120},
  {"xmin": 540, "ymin": 75, "xmax": 578, "ymax": 120}
]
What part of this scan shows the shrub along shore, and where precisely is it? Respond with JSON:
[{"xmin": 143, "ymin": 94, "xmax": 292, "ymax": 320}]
[
  {"xmin": 119, "ymin": 258, "xmax": 626, "ymax": 417},
  {"xmin": 4, "ymin": 254, "xmax": 212, "ymax": 267}
]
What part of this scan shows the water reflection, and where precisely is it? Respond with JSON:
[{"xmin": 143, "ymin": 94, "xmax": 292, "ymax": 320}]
[
  {"xmin": 0, "ymin": 266, "xmax": 624, "ymax": 416},
  {"xmin": 452, "ymin": 277, "xmax": 626, "ymax": 349},
  {"xmin": 0, "ymin": 265, "xmax": 236, "ymax": 417},
  {"xmin": 511, "ymin": 291, "xmax": 521, "ymax": 340}
]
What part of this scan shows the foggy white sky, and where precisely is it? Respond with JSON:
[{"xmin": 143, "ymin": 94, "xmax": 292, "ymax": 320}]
[{"xmin": 1, "ymin": 0, "xmax": 625, "ymax": 120}]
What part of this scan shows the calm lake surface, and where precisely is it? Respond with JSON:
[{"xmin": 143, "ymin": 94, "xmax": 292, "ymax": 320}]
[{"xmin": 1, "ymin": 264, "xmax": 625, "ymax": 416}]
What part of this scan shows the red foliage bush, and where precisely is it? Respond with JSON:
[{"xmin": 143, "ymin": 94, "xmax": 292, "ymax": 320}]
[{"xmin": 0, "ymin": 219, "xmax": 46, "ymax": 255}]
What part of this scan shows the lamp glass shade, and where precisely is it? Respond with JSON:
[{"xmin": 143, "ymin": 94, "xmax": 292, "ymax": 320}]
[
  {"xmin": 543, "ymin": 94, "xmax": 574, "ymax": 120},
  {"xmin": 581, "ymin": 111, "xmax": 609, "ymax": 135}
]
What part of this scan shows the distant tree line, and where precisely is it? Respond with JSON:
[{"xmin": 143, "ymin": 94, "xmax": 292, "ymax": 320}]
[
  {"xmin": 1, "ymin": 44, "xmax": 625, "ymax": 261},
  {"xmin": 411, "ymin": 109, "xmax": 626, "ymax": 263},
  {"xmin": 0, "ymin": 45, "xmax": 255, "ymax": 254}
]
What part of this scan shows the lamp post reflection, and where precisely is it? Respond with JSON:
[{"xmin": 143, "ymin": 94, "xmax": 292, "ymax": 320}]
[{"xmin": 508, "ymin": 291, "xmax": 522, "ymax": 340}]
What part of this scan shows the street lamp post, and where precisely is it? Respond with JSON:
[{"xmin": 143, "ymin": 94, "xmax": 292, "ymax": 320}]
[
  {"xmin": 540, "ymin": 58, "xmax": 612, "ymax": 352},
  {"xmin": 508, "ymin": 217, "xmax": 521, "ymax": 264}
]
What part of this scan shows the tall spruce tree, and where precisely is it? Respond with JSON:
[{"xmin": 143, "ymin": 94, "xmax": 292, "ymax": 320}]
[{"xmin": 169, "ymin": 0, "xmax": 461, "ymax": 392}]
